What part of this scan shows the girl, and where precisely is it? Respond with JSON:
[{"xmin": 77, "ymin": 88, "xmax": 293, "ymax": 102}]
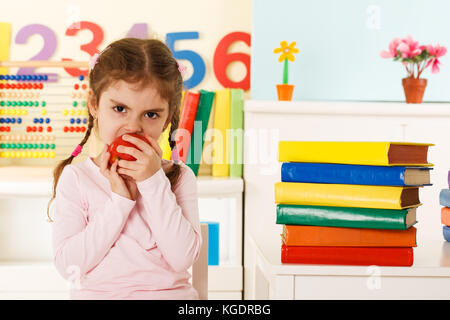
[{"xmin": 47, "ymin": 38, "xmax": 202, "ymax": 300}]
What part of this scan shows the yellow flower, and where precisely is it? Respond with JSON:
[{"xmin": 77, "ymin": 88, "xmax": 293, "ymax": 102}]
[{"xmin": 274, "ymin": 41, "xmax": 299, "ymax": 62}]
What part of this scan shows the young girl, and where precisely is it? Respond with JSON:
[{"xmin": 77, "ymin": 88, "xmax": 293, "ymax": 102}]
[{"xmin": 47, "ymin": 38, "xmax": 202, "ymax": 300}]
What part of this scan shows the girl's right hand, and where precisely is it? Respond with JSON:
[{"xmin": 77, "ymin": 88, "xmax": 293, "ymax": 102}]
[{"xmin": 99, "ymin": 144, "xmax": 135, "ymax": 201}]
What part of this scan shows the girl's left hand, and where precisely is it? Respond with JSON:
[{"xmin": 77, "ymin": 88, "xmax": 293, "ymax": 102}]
[{"xmin": 116, "ymin": 134, "xmax": 163, "ymax": 182}]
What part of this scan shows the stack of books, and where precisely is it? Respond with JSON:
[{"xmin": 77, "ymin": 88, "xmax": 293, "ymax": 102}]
[
  {"xmin": 275, "ymin": 141, "xmax": 434, "ymax": 266},
  {"xmin": 440, "ymin": 171, "xmax": 450, "ymax": 242},
  {"xmin": 159, "ymin": 88, "xmax": 244, "ymax": 177}
]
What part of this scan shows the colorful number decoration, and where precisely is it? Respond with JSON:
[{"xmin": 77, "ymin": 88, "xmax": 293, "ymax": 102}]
[
  {"xmin": 62, "ymin": 21, "xmax": 104, "ymax": 77},
  {"xmin": 15, "ymin": 24, "xmax": 58, "ymax": 82},
  {"xmin": 213, "ymin": 31, "xmax": 251, "ymax": 90},
  {"xmin": 0, "ymin": 23, "xmax": 11, "ymax": 76},
  {"xmin": 126, "ymin": 23, "xmax": 149, "ymax": 39},
  {"xmin": 166, "ymin": 32, "xmax": 206, "ymax": 89}
]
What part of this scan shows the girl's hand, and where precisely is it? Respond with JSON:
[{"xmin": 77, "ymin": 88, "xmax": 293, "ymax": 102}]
[
  {"xmin": 99, "ymin": 144, "xmax": 137, "ymax": 201},
  {"xmin": 116, "ymin": 134, "xmax": 163, "ymax": 182}
]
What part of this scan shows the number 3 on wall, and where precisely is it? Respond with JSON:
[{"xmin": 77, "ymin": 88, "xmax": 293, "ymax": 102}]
[
  {"xmin": 165, "ymin": 32, "xmax": 206, "ymax": 89},
  {"xmin": 62, "ymin": 21, "xmax": 104, "ymax": 77}
]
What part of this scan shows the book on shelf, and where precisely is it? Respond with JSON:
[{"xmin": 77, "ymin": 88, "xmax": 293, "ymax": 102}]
[
  {"xmin": 444, "ymin": 226, "xmax": 450, "ymax": 242},
  {"xmin": 274, "ymin": 182, "xmax": 421, "ymax": 210},
  {"xmin": 197, "ymin": 92, "xmax": 216, "ymax": 176},
  {"xmin": 281, "ymin": 244, "xmax": 414, "ymax": 266},
  {"xmin": 160, "ymin": 91, "xmax": 186, "ymax": 161},
  {"xmin": 186, "ymin": 89, "xmax": 215, "ymax": 176},
  {"xmin": 441, "ymin": 189, "xmax": 450, "ymax": 207},
  {"xmin": 212, "ymin": 89, "xmax": 231, "ymax": 177},
  {"xmin": 159, "ymin": 124, "xmax": 172, "ymax": 160},
  {"xmin": 229, "ymin": 88, "xmax": 244, "ymax": 178},
  {"xmin": 176, "ymin": 91, "xmax": 200, "ymax": 163},
  {"xmin": 441, "ymin": 207, "xmax": 450, "ymax": 226},
  {"xmin": 282, "ymin": 225, "xmax": 417, "ymax": 247},
  {"xmin": 278, "ymin": 141, "xmax": 434, "ymax": 166},
  {"xmin": 276, "ymin": 204, "xmax": 417, "ymax": 230},
  {"xmin": 281, "ymin": 162, "xmax": 432, "ymax": 186}
]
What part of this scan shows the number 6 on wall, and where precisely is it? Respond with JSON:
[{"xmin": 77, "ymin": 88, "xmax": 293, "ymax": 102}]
[{"xmin": 165, "ymin": 32, "xmax": 206, "ymax": 89}]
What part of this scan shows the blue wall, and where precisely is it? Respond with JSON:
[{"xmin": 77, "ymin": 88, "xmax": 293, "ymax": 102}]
[{"xmin": 252, "ymin": 0, "xmax": 450, "ymax": 101}]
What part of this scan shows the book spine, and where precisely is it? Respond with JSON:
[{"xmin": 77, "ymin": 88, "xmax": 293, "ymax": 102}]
[
  {"xmin": 281, "ymin": 162, "xmax": 406, "ymax": 185},
  {"xmin": 277, "ymin": 141, "xmax": 391, "ymax": 165},
  {"xmin": 176, "ymin": 91, "xmax": 200, "ymax": 163},
  {"xmin": 444, "ymin": 226, "xmax": 450, "ymax": 242},
  {"xmin": 274, "ymin": 182, "xmax": 410, "ymax": 209},
  {"xmin": 283, "ymin": 225, "xmax": 417, "ymax": 247},
  {"xmin": 212, "ymin": 89, "xmax": 231, "ymax": 177},
  {"xmin": 441, "ymin": 207, "xmax": 450, "ymax": 226},
  {"xmin": 281, "ymin": 245, "xmax": 414, "ymax": 266},
  {"xmin": 276, "ymin": 204, "xmax": 409, "ymax": 230},
  {"xmin": 440, "ymin": 189, "xmax": 450, "ymax": 207},
  {"xmin": 229, "ymin": 89, "xmax": 244, "ymax": 178},
  {"xmin": 186, "ymin": 90, "xmax": 215, "ymax": 176}
]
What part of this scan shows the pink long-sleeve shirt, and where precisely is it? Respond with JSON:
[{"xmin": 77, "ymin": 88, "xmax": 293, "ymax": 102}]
[{"xmin": 52, "ymin": 157, "xmax": 202, "ymax": 300}]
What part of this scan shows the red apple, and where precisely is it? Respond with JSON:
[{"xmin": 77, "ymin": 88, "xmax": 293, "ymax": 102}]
[{"xmin": 108, "ymin": 133, "xmax": 150, "ymax": 167}]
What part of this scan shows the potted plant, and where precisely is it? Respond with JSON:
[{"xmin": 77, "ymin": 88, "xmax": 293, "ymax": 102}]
[
  {"xmin": 380, "ymin": 35, "xmax": 447, "ymax": 103},
  {"xmin": 273, "ymin": 41, "xmax": 299, "ymax": 101}
]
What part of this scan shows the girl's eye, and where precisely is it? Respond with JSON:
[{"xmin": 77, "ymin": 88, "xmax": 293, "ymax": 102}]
[
  {"xmin": 113, "ymin": 105, "xmax": 126, "ymax": 113},
  {"xmin": 146, "ymin": 112, "xmax": 158, "ymax": 119}
]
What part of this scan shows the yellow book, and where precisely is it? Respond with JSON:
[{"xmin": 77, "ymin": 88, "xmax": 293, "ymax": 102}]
[
  {"xmin": 159, "ymin": 91, "xmax": 186, "ymax": 160},
  {"xmin": 0, "ymin": 23, "xmax": 11, "ymax": 76},
  {"xmin": 274, "ymin": 182, "xmax": 422, "ymax": 209},
  {"xmin": 159, "ymin": 123, "xmax": 172, "ymax": 160},
  {"xmin": 278, "ymin": 141, "xmax": 434, "ymax": 166},
  {"xmin": 212, "ymin": 89, "xmax": 231, "ymax": 177}
]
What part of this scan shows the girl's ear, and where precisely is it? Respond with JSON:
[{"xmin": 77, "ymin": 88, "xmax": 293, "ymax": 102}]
[{"xmin": 87, "ymin": 89, "xmax": 98, "ymax": 118}]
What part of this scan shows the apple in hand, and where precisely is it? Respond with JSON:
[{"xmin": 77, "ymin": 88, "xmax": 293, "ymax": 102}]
[{"xmin": 108, "ymin": 133, "xmax": 150, "ymax": 167}]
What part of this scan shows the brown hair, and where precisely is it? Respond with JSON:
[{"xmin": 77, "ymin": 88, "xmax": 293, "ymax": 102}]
[{"xmin": 46, "ymin": 38, "xmax": 183, "ymax": 222}]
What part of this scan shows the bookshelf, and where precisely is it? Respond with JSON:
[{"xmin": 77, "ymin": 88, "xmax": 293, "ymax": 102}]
[
  {"xmin": 0, "ymin": 166, "xmax": 243, "ymax": 300},
  {"xmin": 243, "ymin": 100, "xmax": 450, "ymax": 299}
]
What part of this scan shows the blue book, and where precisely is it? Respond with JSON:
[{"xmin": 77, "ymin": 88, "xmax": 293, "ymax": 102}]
[
  {"xmin": 200, "ymin": 221, "xmax": 219, "ymax": 266},
  {"xmin": 281, "ymin": 163, "xmax": 432, "ymax": 186},
  {"xmin": 444, "ymin": 226, "xmax": 450, "ymax": 242},
  {"xmin": 440, "ymin": 189, "xmax": 450, "ymax": 207}
]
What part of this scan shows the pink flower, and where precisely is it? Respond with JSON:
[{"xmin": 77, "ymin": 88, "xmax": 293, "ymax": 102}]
[
  {"xmin": 426, "ymin": 44, "xmax": 447, "ymax": 73},
  {"xmin": 397, "ymin": 35, "xmax": 423, "ymax": 59},
  {"xmin": 380, "ymin": 37, "xmax": 401, "ymax": 58}
]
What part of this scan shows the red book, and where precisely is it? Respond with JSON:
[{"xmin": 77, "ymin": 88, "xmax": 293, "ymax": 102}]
[
  {"xmin": 281, "ymin": 244, "xmax": 414, "ymax": 266},
  {"xmin": 176, "ymin": 91, "xmax": 200, "ymax": 162}
]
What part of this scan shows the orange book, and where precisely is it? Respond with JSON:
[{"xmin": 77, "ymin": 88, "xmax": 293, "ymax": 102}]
[
  {"xmin": 441, "ymin": 207, "xmax": 450, "ymax": 226},
  {"xmin": 282, "ymin": 225, "xmax": 417, "ymax": 247}
]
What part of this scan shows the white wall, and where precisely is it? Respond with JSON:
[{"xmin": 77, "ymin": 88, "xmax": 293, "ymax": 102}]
[{"xmin": 2, "ymin": 0, "xmax": 252, "ymax": 92}]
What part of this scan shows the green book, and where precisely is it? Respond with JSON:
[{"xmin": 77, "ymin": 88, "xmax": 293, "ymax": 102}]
[
  {"xmin": 229, "ymin": 89, "xmax": 244, "ymax": 177},
  {"xmin": 187, "ymin": 89, "xmax": 215, "ymax": 176},
  {"xmin": 276, "ymin": 204, "xmax": 417, "ymax": 230}
]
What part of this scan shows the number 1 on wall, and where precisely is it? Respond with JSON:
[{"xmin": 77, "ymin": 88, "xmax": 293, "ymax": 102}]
[{"xmin": 0, "ymin": 23, "xmax": 11, "ymax": 76}]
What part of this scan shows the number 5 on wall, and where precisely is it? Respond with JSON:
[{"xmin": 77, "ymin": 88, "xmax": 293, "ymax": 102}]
[{"xmin": 165, "ymin": 32, "xmax": 206, "ymax": 89}]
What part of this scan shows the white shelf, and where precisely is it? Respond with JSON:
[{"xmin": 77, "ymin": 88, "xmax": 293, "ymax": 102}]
[
  {"xmin": 0, "ymin": 166, "xmax": 243, "ymax": 197},
  {"xmin": 0, "ymin": 261, "xmax": 242, "ymax": 294},
  {"xmin": 245, "ymin": 100, "xmax": 450, "ymax": 117},
  {"xmin": 251, "ymin": 234, "xmax": 450, "ymax": 278}
]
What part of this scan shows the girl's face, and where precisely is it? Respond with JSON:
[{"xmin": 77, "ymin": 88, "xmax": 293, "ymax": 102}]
[{"xmin": 89, "ymin": 80, "xmax": 171, "ymax": 145}]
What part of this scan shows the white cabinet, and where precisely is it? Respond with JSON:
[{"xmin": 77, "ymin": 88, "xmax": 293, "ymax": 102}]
[
  {"xmin": 243, "ymin": 100, "xmax": 450, "ymax": 300},
  {"xmin": 0, "ymin": 168, "xmax": 243, "ymax": 300}
]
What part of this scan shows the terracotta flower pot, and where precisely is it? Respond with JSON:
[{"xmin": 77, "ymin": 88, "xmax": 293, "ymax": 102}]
[
  {"xmin": 276, "ymin": 84, "xmax": 295, "ymax": 101},
  {"xmin": 402, "ymin": 77, "xmax": 427, "ymax": 104}
]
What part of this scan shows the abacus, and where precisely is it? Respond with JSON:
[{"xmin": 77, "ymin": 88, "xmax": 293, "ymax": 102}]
[{"xmin": 0, "ymin": 60, "xmax": 96, "ymax": 167}]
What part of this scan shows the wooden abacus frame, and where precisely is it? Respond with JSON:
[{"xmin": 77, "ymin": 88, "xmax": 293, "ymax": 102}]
[{"xmin": 0, "ymin": 60, "xmax": 98, "ymax": 164}]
